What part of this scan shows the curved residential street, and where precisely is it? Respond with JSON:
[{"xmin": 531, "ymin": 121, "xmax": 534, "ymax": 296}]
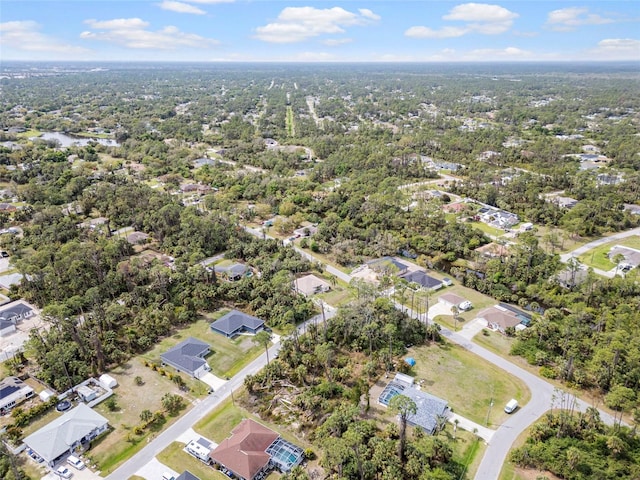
[
  {"xmin": 110, "ymin": 226, "xmax": 627, "ymax": 480},
  {"xmin": 559, "ymin": 226, "xmax": 640, "ymax": 277}
]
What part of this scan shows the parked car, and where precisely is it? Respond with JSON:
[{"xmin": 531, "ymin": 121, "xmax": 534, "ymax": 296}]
[
  {"xmin": 504, "ymin": 398, "xmax": 519, "ymax": 414},
  {"xmin": 67, "ymin": 455, "xmax": 85, "ymax": 470},
  {"xmin": 459, "ymin": 300, "xmax": 472, "ymax": 311},
  {"xmin": 56, "ymin": 466, "xmax": 73, "ymax": 478},
  {"xmin": 442, "ymin": 277, "xmax": 453, "ymax": 286}
]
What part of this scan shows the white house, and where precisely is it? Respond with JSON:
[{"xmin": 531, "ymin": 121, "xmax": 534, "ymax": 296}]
[
  {"xmin": 23, "ymin": 403, "xmax": 109, "ymax": 466},
  {"xmin": 0, "ymin": 376, "xmax": 34, "ymax": 414}
]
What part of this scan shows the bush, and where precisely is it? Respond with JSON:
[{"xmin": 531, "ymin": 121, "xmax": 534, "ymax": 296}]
[
  {"xmin": 134, "ymin": 376, "xmax": 144, "ymax": 386},
  {"xmin": 540, "ymin": 366, "xmax": 557, "ymax": 379},
  {"xmin": 105, "ymin": 397, "xmax": 119, "ymax": 412}
]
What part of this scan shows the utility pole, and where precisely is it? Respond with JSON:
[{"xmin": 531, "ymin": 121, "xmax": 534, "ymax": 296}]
[{"xmin": 485, "ymin": 384, "xmax": 494, "ymax": 426}]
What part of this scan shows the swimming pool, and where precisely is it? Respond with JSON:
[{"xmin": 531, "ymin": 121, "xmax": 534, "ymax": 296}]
[{"xmin": 378, "ymin": 381, "xmax": 407, "ymax": 406}]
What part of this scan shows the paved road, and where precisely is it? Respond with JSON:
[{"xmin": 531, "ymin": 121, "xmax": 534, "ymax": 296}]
[
  {"xmin": 105, "ymin": 309, "xmax": 334, "ymax": 480},
  {"xmin": 244, "ymin": 225, "xmax": 352, "ymax": 283},
  {"xmin": 559, "ymin": 226, "xmax": 640, "ymax": 277}
]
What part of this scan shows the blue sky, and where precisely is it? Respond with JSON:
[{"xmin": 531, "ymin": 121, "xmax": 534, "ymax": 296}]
[{"xmin": 1, "ymin": 1, "xmax": 639, "ymax": 62}]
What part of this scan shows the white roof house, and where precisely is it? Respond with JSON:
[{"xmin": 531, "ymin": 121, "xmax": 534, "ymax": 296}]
[{"xmin": 23, "ymin": 403, "xmax": 109, "ymax": 466}]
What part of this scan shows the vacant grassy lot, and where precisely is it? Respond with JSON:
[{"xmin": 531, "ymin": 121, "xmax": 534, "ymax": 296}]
[
  {"xmin": 89, "ymin": 357, "xmax": 195, "ymax": 474},
  {"xmin": 408, "ymin": 341, "xmax": 530, "ymax": 426},
  {"xmin": 578, "ymin": 235, "xmax": 640, "ymax": 271},
  {"xmin": 140, "ymin": 311, "xmax": 264, "ymax": 378}
]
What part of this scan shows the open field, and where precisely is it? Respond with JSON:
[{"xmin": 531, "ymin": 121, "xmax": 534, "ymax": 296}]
[
  {"xmin": 139, "ymin": 312, "xmax": 264, "ymax": 379},
  {"xmin": 408, "ymin": 341, "xmax": 530, "ymax": 427},
  {"xmin": 577, "ymin": 235, "xmax": 640, "ymax": 270}
]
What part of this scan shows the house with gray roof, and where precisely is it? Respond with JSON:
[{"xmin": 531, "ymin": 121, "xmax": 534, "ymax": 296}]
[
  {"xmin": 177, "ymin": 472, "xmax": 201, "ymax": 480},
  {"xmin": 210, "ymin": 310, "xmax": 265, "ymax": 338},
  {"xmin": 367, "ymin": 257, "xmax": 409, "ymax": 276},
  {"xmin": 379, "ymin": 374, "xmax": 449, "ymax": 435},
  {"xmin": 160, "ymin": 337, "xmax": 211, "ymax": 378},
  {"xmin": 0, "ymin": 300, "xmax": 34, "ymax": 324},
  {"xmin": 23, "ymin": 403, "xmax": 108, "ymax": 467},
  {"xmin": 401, "ymin": 271, "xmax": 443, "ymax": 291},
  {"xmin": 0, "ymin": 376, "xmax": 34, "ymax": 414},
  {"xmin": 214, "ymin": 262, "xmax": 249, "ymax": 282}
]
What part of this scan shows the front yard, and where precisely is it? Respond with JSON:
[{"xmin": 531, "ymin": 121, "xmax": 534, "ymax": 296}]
[{"xmin": 407, "ymin": 341, "xmax": 530, "ymax": 427}]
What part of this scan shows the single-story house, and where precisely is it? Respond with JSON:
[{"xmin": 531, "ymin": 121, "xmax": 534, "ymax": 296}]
[
  {"xmin": 379, "ymin": 374, "xmax": 449, "ymax": 435},
  {"xmin": 555, "ymin": 267, "xmax": 588, "ymax": 289},
  {"xmin": 438, "ymin": 293, "xmax": 465, "ymax": 309},
  {"xmin": 0, "ymin": 318, "xmax": 16, "ymax": 336},
  {"xmin": 177, "ymin": 472, "xmax": 201, "ymax": 480},
  {"xmin": 401, "ymin": 271, "xmax": 443, "ymax": 291},
  {"xmin": 476, "ymin": 306, "xmax": 526, "ymax": 334},
  {"xmin": 293, "ymin": 224, "xmax": 318, "ymax": 237},
  {"xmin": 366, "ymin": 257, "xmax": 409, "ymax": 276},
  {"xmin": 623, "ymin": 204, "xmax": 640, "ymax": 215},
  {"xmin": 552, "ymin": 196, "xmax": 579, "ymax": 209},
  {"xmin": 608, "ymin": 245, "xmax": 640, "ymax": 270},
  {"xmin": 0, "ymin": 300, "xmax": 34, "ymax": 324},
  {"xmin": 0, "ymin": 376, "xmax": 34, "ymax": 414},
  {"xmin": 210, "ymin": 419, "xmax": 304, "ymax": 480},
  {"xmin": 126, "ymin": 231, "xmax": 150, "ymax": 245},
  {"xmin": 23, "ymin": 403, "xmax": 109, "ymax": 467},
  {"xmin": 210, "ymin": 310, "xmax": 265, "ymax": 338},
  {"xmin": 293, "ymin": 274, "xmax": 331, "ymax": 296},
  {"xmin": 214, "ymin": 262, "xmax": 249, "ymax": 282},
  {"xmin": 161, "ymin": 337, "xmax": 211, "ymax": 378},
  {"xmin": 475, "ymin": 242, "xmax": 510, "ymax": 259}
]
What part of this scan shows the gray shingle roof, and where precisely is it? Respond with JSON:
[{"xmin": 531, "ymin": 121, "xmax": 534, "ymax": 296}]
[
  {"xmin": 210, "ymin": 310, "xmax": 264, "ymax": 336},
  {"xmin": 160, "ymin": 337, "xmax": 210, "ymax": 375},
  {"xmin": 176, "ymin": 471, "xmax": 201, "ymax": 480},
  {"xmin": 23, "ymin": 403, "xmax": 108, "ymax": 464},
  {"xmin": 0, "ymin": 301, "xmax": 32, "ymax": 321},
  {"xmin": 402, "ymin": 271, "xmax": 442, "ymax": 289}
]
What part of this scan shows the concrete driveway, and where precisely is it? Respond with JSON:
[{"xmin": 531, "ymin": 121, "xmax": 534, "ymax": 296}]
[
  {"xmin": 134, "ymin": 458, "xmax": 177, "ymax": 480},
  {"xmin": 199, "ymin": 372, "xmax": 227, "ymax": 391}
]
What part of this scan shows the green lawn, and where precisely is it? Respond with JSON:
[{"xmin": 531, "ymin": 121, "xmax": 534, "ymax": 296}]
[
  {"xmin": 578, "ymin": 235, "xmax": 640, "ymax": 271},
  {"xmin": 158, "ymin": 442, "xmax": 229, "ymax": 480},
  {"xmin": 468, "ymin": 221, "xmax": 505, "ymax": 238},
  {"xmin": 16, "ymin": 129, "xmax": 42, "ymax": 138},
  {"xmin": 408, "ymin": 341, "xmax": 530, "ymax": 426},
  {"xmin": 139, "ymin": 311, "xmax": 265, "ymax": 378}
]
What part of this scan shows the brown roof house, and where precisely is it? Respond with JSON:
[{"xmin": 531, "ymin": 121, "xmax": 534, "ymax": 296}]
[
  {"xmin": 293, "ymin": 274, "xmax": 331, "ymax": 296},
  {"xmin": 210, "ymin": 419, "xmax": 304, "ymax": 480},
  {"xmin": 476, "ymin": 306, "xmax": 525, "ymax": 334}
]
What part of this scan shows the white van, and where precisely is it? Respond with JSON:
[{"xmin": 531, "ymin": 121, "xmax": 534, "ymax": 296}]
[
  {"xmin": 67, "ymin": 455, "xmax": 85, "ymax": 470},
  {"xmin": 504, "ymin": 399, "xmax": 518, "ymax": 414}
]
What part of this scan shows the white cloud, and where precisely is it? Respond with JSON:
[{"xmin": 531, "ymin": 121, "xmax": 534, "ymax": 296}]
[
  {"xmin": 406, "ymin": 2, "xmax": 518, "ymax": 39},
  {"xmin": 546, "ymin": 7, "xmax": 614, "ymax": 31},
  {"xmin": 405, "ymin": 26, "xmax": 468, "ymax": 39},
  {"xmin": 443, "ymin": 3, "xmax": 517, "ymax": 23},
  {"xmin": 0, "ymin": 20, "xmax": 89, "ymax": 55},
  {"xmin": 359, "ymin": 9, "xmax": 381, "ymax": 21},
  {"xmin": 255, "ymin": 6, "xmax": 379, "ymax": 43},
  {"xmin": 587, "ymin": 38, "xmax": 640, "ymax": 59},
  {"xmin": 158, "ymin": 1, "xmax": 206, "ymax": 15},
  {"xmin": 466, "ymin": 46, "xmax": 532, "ymax": 58},
  {"xmin": 323, "ymin": 38, "xmax": 353, "ymax": 46},
  {"xmin": 81, "ymin": 17, "xmax": 218, "ymax": 49}
]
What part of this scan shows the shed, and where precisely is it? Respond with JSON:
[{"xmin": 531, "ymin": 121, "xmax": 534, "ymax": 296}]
[
  {"xmin": 99, "ymin": 374, "xmax": 118, "ymax": 389},
  {"xmin": 77, "ymin": 385, "xmax": 97, "ymax": 402},
  {"xmin": 39, "ymin": 390, "xmax": 55, "ymax": 402}
]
